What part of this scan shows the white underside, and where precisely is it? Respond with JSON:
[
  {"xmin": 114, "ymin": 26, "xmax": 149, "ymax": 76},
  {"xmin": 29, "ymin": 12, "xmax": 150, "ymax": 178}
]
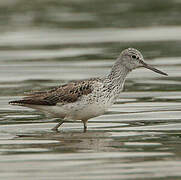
[{"xmin": 25, "ymin": 101, "xmax": 112, "ymax": 122}]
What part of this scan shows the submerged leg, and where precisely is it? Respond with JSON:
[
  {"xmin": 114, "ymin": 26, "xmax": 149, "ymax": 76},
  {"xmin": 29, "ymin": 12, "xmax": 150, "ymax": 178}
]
[
  {"xmin": 52, "ymin": 121, "xmax": 64, "ymax": 131},
  {"xmin": 83, "ymin": 121, "xmax": 87, "ymax": 133}
]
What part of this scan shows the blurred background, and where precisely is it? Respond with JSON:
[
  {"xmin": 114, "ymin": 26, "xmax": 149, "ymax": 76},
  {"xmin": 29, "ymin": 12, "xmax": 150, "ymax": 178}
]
[{"xmin": 0, "ymin": 0, "xmax": 181, "ymax": 180}]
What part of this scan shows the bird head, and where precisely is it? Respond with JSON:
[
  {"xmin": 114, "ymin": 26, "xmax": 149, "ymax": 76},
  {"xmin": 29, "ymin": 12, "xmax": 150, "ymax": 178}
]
[{"xmin": 120, "ymin": 48, "xmax": 168, "ymax": 76}]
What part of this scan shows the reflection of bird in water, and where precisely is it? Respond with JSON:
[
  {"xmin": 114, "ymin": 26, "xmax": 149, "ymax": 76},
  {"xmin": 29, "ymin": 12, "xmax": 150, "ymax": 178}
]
[
  {"xmin": 9, "ymin": 48, "xmax": 167, "ymax": 132},
  {"xmin": 16, "ymin": 131, "xmax": 120, "ymax": 152}
]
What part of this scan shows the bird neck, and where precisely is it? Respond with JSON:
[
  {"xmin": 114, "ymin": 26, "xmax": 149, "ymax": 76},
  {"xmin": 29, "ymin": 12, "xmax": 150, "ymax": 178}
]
[{"xmin": 106, "ymin": 58, "xmax": 131, "ymax": 89}]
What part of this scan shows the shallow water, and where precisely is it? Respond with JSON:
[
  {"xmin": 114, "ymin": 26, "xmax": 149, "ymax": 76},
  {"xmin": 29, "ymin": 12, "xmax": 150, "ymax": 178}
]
[{"xmin": 1, "ymin": 0, "xmax": 181, "ymax": 179}]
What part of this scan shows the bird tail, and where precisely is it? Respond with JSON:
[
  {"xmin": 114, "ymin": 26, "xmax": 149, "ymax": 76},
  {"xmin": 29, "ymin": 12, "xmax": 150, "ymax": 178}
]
[
  {"xmin": 9, "ymin": 99, "xmax": 54, "ymax": 106},
  {"xmin": 9, "ymin": 100, "xmax": 29, "ymax": 105}
]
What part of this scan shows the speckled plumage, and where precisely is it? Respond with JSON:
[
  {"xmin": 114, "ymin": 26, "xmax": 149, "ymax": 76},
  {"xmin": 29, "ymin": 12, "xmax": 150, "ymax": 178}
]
[{"xmin": 9, "ymin": 48, "xmax": 167, "ymax": 132}]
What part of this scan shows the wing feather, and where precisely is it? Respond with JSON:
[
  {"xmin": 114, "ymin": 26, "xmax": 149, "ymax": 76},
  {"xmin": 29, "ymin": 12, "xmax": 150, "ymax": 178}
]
[{"xmin": 9, "ymin": 78, "xmax": 100, "ymax": 106}]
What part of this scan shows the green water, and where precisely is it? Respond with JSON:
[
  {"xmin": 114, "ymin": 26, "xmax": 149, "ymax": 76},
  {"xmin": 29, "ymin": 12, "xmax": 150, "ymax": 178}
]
[{"xmin": 0, "ymin": 0, "xmax": 181, "ymax": 179}]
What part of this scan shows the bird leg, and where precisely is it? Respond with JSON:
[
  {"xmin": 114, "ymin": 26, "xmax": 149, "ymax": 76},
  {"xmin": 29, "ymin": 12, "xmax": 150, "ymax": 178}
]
[
  {"xmin": 83, "ymin": 121, "xmax": 87, "ymax": 133},
  {"xmin": 52, "ymin": 121, "xmax": 64, "ymax": 131}
]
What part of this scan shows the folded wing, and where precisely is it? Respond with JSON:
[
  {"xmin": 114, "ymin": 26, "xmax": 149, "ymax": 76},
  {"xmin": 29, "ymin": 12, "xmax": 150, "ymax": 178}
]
[{"xmin": 9, "ymin": 79, "xmax": 99, "ymax": 106}]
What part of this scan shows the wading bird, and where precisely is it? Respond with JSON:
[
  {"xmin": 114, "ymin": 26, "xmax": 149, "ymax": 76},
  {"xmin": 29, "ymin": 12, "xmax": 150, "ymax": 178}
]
[{"xmin": 9, "ymin": 48, "xmax": 167, "ymax": 132}]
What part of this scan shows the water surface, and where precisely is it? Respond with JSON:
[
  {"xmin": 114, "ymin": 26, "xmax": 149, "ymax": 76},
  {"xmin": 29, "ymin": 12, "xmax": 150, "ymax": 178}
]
[{"xmin": 1, "ymin": 0, "xmax": 181, "ymax": 179}]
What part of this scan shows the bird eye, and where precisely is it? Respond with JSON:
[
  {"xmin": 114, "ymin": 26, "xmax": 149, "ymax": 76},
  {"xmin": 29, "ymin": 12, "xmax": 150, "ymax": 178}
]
[{"xmin": 132, "ymin": 55, "xmax": 136, "ymax": 59}]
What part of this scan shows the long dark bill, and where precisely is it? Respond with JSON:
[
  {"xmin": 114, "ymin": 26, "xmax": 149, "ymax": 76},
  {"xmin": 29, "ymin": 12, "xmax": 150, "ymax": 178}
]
[{"xmin": 140, "ymin": 60, "xmax": 168, "ymax": 76}]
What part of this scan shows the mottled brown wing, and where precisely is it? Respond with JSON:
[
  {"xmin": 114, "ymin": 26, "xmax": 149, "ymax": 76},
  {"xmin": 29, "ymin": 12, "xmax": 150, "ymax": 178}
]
[{"xmin": 9, "ymin": 79, "xmax": 99, "ymax": 106}]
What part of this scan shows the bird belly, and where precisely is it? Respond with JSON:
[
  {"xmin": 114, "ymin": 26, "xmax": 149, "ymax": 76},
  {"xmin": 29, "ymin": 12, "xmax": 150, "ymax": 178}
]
[
  {"xmin": 26, "ymin": 102, "xmax": 107, "ymax": 121},
  {"xmin": 64, "ymin": 103, "xmax": 107, "ymax": 121}
]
